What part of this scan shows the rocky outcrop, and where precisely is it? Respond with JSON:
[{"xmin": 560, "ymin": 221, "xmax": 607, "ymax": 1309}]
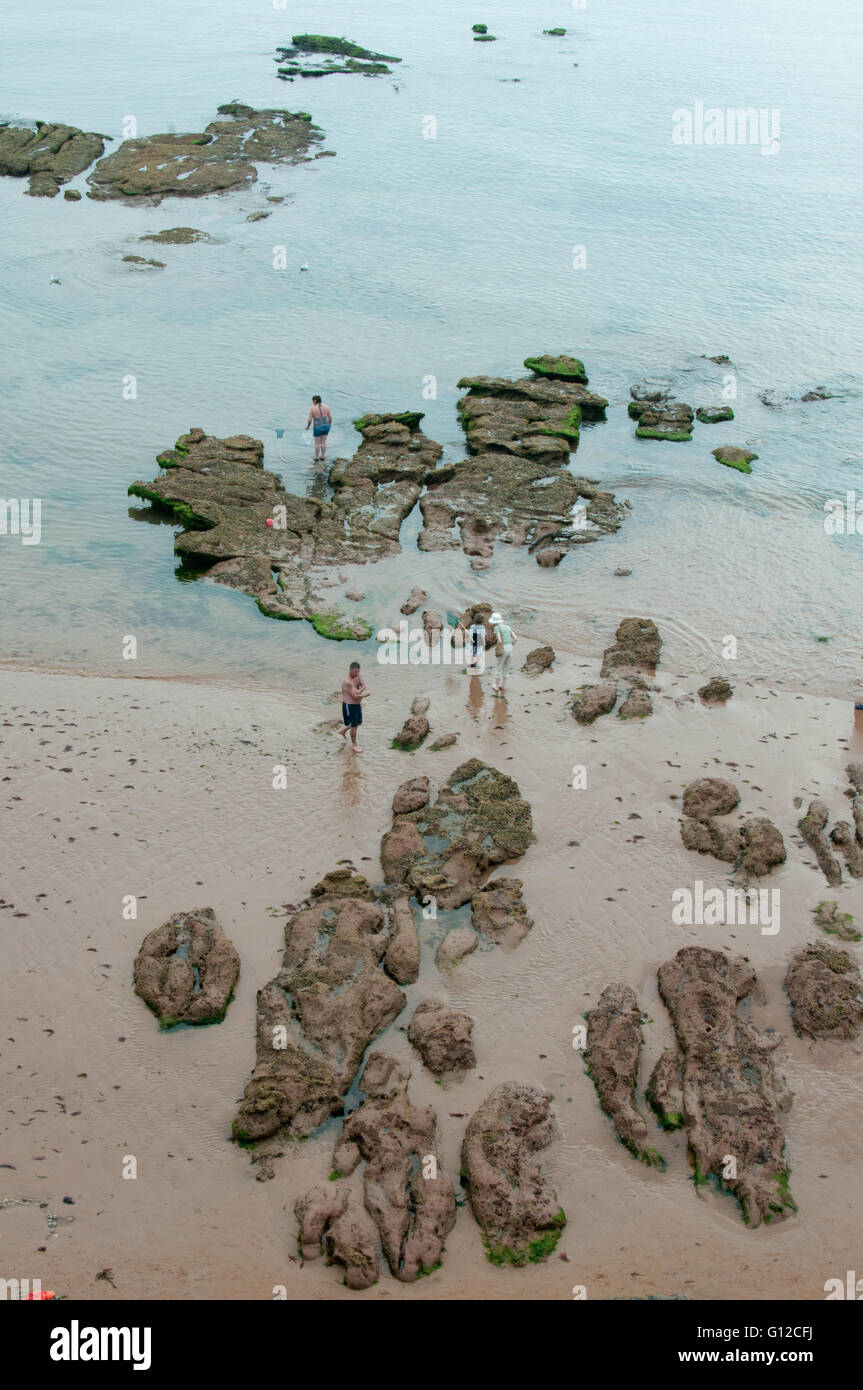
[
  {"xmin": 584, "ymin": 984, "xmax": 663, "ymax": 1167},
  {"xmin": 232, "ymin": 870, "xmax": 405, "ymax": 1145},
  {"xmin": 696, "ymin": 406, "xmax": 734, "ymax": 423},
  {"xmin": 383, "ymin": 896, "xmax": 420, "ymax": 984},
  {"xmin": 522, "ymin": 645, "xmax": 555, "ymax": 675},
  {"xmin": 130, "ymin": 418, "xmax": 442, "ymax": 638},
  {"xmin": 140, "ymin": 227, "xmax": 216, "ymax": 244},
  {"xmin": 712, "ymin": 445, "xmax": 757, "ymax": 474},
  {"xmin": 600, "ymin": 618, "xmax": 661, "ymax": 679},
  {"xmin": 618, "ymin": 681, "xmax": 652, "ymax": 719},
  {"xmin": 430, "ymin": 733, "xmax": 458, "ymax": 751},
  {"xmin": 400, "ymin": 587, "xmax": 427, "ymax": 615},
  {"xmin": 435, "ymin": 929, "xmax": 478, "ymax": 970},
  {"xmin": 523, "ymin": 354, "xmax": 587, "ymax": 382},
  {"xmin": 798, "ymin": 801, "xmax": 842, "ymax": 886},
  {"xmin": 570, "ymin": 682, "xmax": 617, "ymax": 724},
  {"xmin": 408, "ymin": 999, "xmax": 476, "ymax": 1074},
  {"xmin": 462, "ymin": 1084, "xmax": 565, "ymax": 1265},
  {"xmin": 471, "ymin": 877, "xmax": 533, "ymax": 950},
  {"xmin": 682, "ymin": 778, "xmax": 741, "ymax": 820},
  {"xmin": 88, "ymin": 103, "xmax": 322, "ymax": 202},
  {"xmin": 380, "ymin": 759, "xmax": 534, "ymax": 910},
  {"xmin": 295, "ymin": 1186, "xmax": 378, "ymax": 1288},
  {"xmin": 417, "ymin": 363, "xmax": 626, "ymax": 568},
  {"xmin": 392, "ymin": 776, "xmax": 430, "ymax": 816},
  {"xmin": 785, "ymin": 943, "xmax": 863, "ymax": 1040},
  {"xmin": 812, "ymin": 901, "xmax": 860, "ymax": 942},
  {"xmin": 629, "ymin": 395, "xmax": 694, "ymax": 441},
  {"xmin": 133, "ymin": 908, "xmax": 239, "ymax": 1027},
  {"xmin": 392, "ymin": 713, "xmax": 429, "ymax": 750},
  {"xmin": 332, "ymin": 1053, "xmax": 456, "ymax": 1281},
  {"xmin": 0, "ymin": 120, "xmax": 108, "ymax": 197},
  {"xmin": 680, "ymin": 812, "xmax": 785, "ymax": 877},
  {"xmin": 276, "ymin": 34, "xmax": 400, "ymax": 78},
  {"xmin": 698, "ymin": 675, "xmax": 733, "ymax": 704},
  {"xmin": 655, "ymin": 948, "xmax": 795, "ymax": 1227}
]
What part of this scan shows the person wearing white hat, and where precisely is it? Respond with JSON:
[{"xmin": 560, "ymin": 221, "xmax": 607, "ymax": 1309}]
[{"xmin": 490, "ymin": 612, "xmax": 515, "ymax": 695}]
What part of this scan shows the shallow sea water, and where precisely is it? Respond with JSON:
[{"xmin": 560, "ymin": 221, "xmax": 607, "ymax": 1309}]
[{"xmin": 1, "ymin": 0, "xmax": 862, "ymax": 692}]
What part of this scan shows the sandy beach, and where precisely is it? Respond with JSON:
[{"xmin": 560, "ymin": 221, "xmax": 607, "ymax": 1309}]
[{"xmin": 2, "ymin": 655, "xmax": 861, "ymax": 1300}]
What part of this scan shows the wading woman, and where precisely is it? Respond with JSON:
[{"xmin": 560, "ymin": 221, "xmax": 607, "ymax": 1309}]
[{"xmin": 307, "ymin": 394, "xmax": 333, "ymax": 463}]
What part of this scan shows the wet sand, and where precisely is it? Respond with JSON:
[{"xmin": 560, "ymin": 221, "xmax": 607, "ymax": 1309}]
[{"xmin": 2, "ymin": 656, "xmax": 862, "ymax": 1300}]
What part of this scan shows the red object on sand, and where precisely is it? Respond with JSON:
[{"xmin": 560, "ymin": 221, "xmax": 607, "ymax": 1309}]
[
  {"xmin": 266, "ymin": 518, "xmax": 274, "ymax": 527},
  {"xmin": 25, "ymin": 1290, "xmax": 55, "ymax": 1299}
]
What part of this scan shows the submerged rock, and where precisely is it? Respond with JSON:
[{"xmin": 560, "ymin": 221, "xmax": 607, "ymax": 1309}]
[
  {"xmin": 584, "ymin": 984, "xmax": 663, "ymax": 1167},
  {"xmin": 629, "ymin": 398, "xmax": 694, "ymax": 441},
  {"xmin": 656, "ymin": 947, "xmax": 795, "ymax": 1227},
  {"xmin": 133, "ymin": 908, "xmax": 239, "ymax": 1027},
  {"xmin": 462, "ymin": 1083, "xmax": 565, "ymax": 1265},
  {"xmin": 332, "ymin": 1052, "xmax": 456, "ymax": 1282},
  {"xmin": 130, "ymin": 418, "xmax": 441, "ymax": 638},
  {"xmin": 0, "ymin": 120, "xmax": 108, "ymax": 197},
  {"xmin": 812, "ymin": 901, "xmax": 860, "ymax": 943},
  {"xmin": 522, "ymin": 644, "xmax": 555, "ymax": 675},
  {"xmin": 295, "ymin": 1185, "xmax": 379, "ymax": 1289},
  {"xmin": 408, "ymin": 999, "xmax": 476, "ymax": 1074},
  {"xmin": 381, "ymin": 758, "xmax": 535, "ymax": 910},
  {"xmin": 600, "ymin": 617, "xmax": 661, "ymax": 679},
  {"xmin": 682, "ymin": 778, "xmax": 740, "ymax": 820},
  {"xmin": 785, "ymin": 942, "xmax": 863, "ymax": 1040},
  {"xmin": 698, "ymin": 675, "xmax": 733, "ymax": 704},
  {"xmin": 471, "ymin": 877, "xmax": 533, "ymax": 950},
  {"xmin": 712, "ymin": 445, "xmax": 757, "ymax": 473},
  {"xmin": 121, "ymin": 254, "xmax": 164, "ymax": 268},
  {"xmin": 233, "ymin": 870, "xmax": 405, "ymax": 1144},
  {"xmin": 570, "ymin": 682, "xmax": 617, "ymax": 724},
  {"xmin": 278, "ymin": 35, "xmax": 400, "ymax": 76},
  {"xmin": 140, "ymin": 226, "xmax": 216, "ymax": 244},
  {"xmin": 400, "ymin": 586, "xmax": 427, "ymax": 615}
]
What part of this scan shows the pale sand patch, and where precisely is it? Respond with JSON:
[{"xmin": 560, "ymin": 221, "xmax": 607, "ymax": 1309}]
[{"xmin": 1, "ymin": 662, "xmax": 862, "ymax": 1300}]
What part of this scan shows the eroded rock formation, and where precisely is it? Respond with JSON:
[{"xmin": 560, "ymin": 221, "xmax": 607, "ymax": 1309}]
[
  {"xmin": 408, "ymin": 999, "xmax": 476, "ymax": 1074},
  {"xmin": 584, "ymin": 984, "xmax": 663, "ymax": 1167},
  {"xmin": 785, "ymin": 942, "xmax": 863, "ymax": 1040},
  {"xmin": 295, "ymin": 1186, "xmax": 378, "ymax": 1288},
  {"xmin": 462, "ymin": 1083, "xmax": 565, "ymax": 1265},
  {"xmin": 134, "ymin": 908, "xmax": 239, "ymax": 1028},
  {"xmin": 332, "ymin": 1053, "xmax": 456, "ymax": 1281},
  {"xmin": 0, "ymin": 120, "xmax": 108, "ymax": 197},
  {"xmin": 653, "ymin": 947, "xmax": 795, "ymax": 1227},
  {"xmin": 233, "ymin": 870, "xmax": 405, "ymax": 1145}
]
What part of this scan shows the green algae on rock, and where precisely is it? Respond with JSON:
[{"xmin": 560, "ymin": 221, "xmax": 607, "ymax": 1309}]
[
  {"xmin": 275, "ymin": 35, "xmax": 400, "ymax": 77},
  {"xmin": 0, "ymin": 119, "xmax": 109, "ymax": 197},
  {"xmin": 121, "ymin": 255, "xmax": 165, "ymax": 269},
  {"xmin": 524, "ymin": 353, "xmax": 587, "ymax": 382},
  {"xmin": 87, "ymin": 103, "xmax": 323, "ymax": 203},
  {"xmin": 140, "ymin": 227, "xmax": 217, "ymax": 244},
  {"xmin": 233, "ymin": 871, "xmax": 406, "ymax": 1147},
  {"xmin": 696, "ymin": 405, "xmax": 734, "ymax": 423},
  {"xmin": 712, "ymin": 444, "xmax": 757, "ymax": 473},
  {"xmin": 382, "ymin": 760, "xmax": 535, "ymax": 910},
  {"xmin": 462, "ymin": 1084, "xmax": 565, "ymax": 1265},
  {"xmin": 584, "ymin": 983, "xmax": 665, "ymax": 1169},
  {"xmin": 785, "ymin": 941, "xmax": 863, "ymax": 1040},
  {"xmin": 420, "ymin": 362, "xmax": 624, "ymax": 568},
  {"xmin": 653, "ymin": 947, "xmax": 796, "ymax": 1227},
  {"xmin": 133, "ymin": 908, "xmax": 240, "ymax": 1028},
  {"xmin": 129, "ymin": 417, "xmax": 440, "ymax": 639},
  {"xmin": 630, "ymin": 397, "xmax": 694, "ymax": 440}
]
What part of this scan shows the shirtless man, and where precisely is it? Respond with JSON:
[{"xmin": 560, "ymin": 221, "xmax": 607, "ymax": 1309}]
[{"xmin": 340, "ymin": 661, "xmax": 369, "ymax": 751}]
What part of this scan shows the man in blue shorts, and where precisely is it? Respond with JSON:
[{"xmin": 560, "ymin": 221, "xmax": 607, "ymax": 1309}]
[{"xmin": 340, "ymin": 661, "xmax": 369, "ymax": 752}]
